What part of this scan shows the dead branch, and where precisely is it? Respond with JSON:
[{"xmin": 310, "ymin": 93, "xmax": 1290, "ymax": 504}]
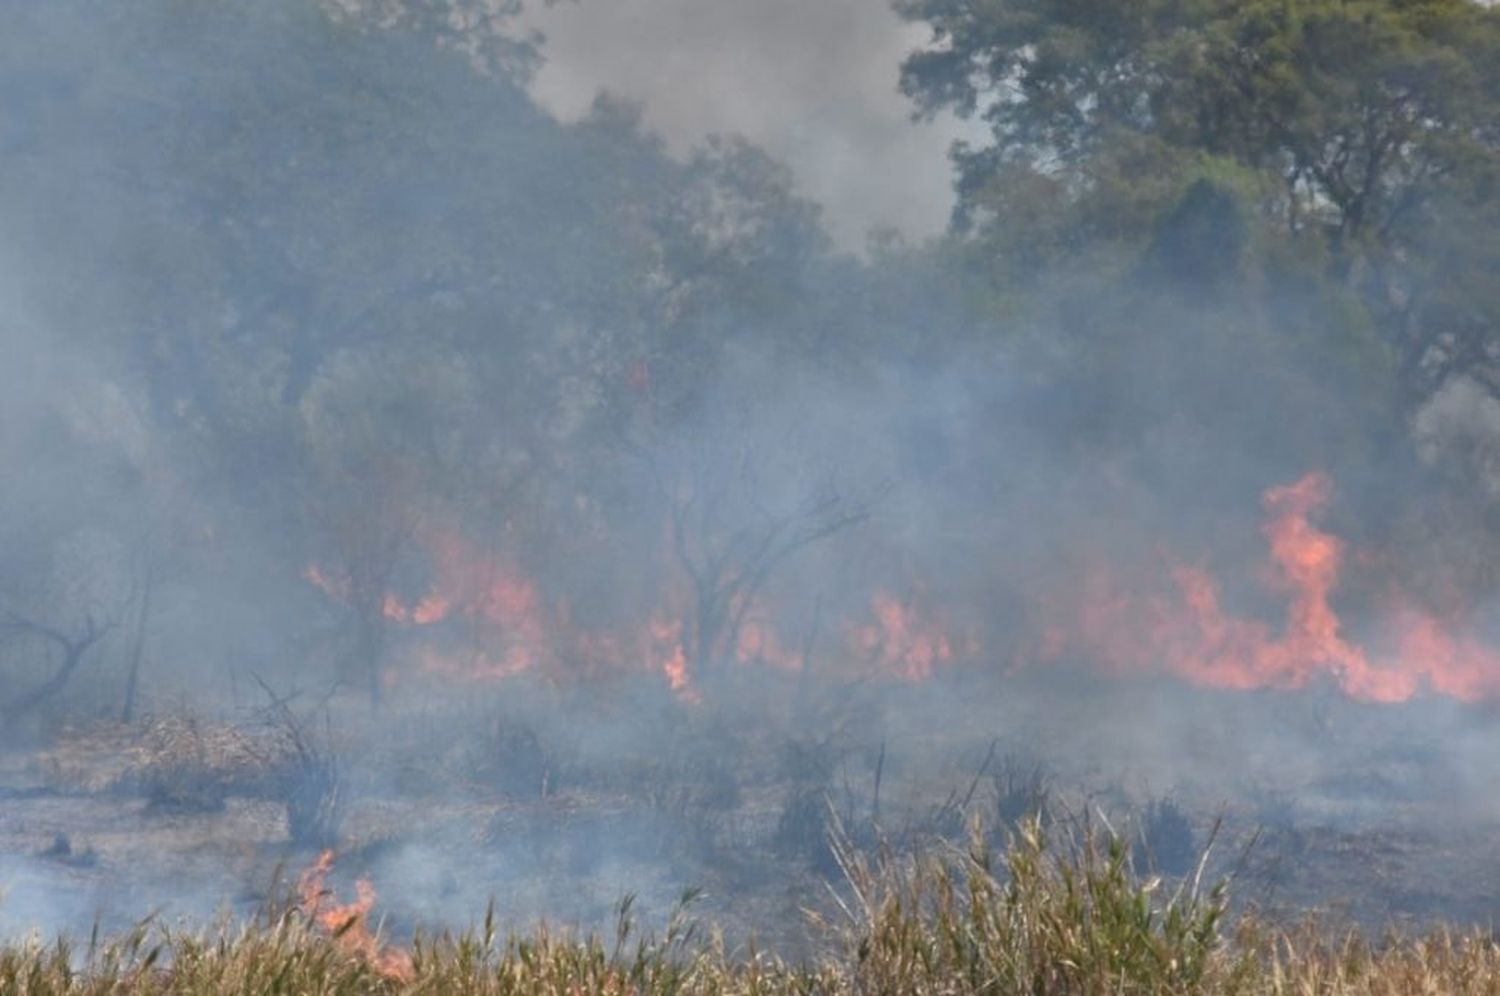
[{"xmin": 1, "ymin": 609, "xmax": 117, "ymax": 726}]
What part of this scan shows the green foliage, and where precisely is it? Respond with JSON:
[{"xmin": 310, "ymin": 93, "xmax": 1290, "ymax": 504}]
[
  {"xmin": 3, "ymin": 0, "xmax": 1497, "ymax": 709},
  {"xmin": 0, "ymin": 0, "xmax": 858, "ymax": 705},
  {"xmin": 832, "ymin": 820, "xmax": 1228, "ymax": 994},
  {"xmin": 898, "ymin": 0, "xmax": 1500, "ymax": 412}
]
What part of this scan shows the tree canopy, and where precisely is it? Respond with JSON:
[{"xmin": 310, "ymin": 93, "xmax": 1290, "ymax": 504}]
[
  {"xmin": 2, "ymin": 0, "xmax": 1498, "ymax": 715},
  {"xmin": 898, "ymin": 0, "xmax": 1500, "ymax": 410}
]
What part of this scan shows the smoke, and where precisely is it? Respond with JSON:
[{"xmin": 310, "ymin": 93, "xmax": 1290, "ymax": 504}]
[
  {"xmin": 520, "ymin": 0, "xmax": 974, "ymax": 247},
  {"xmin": 1414, "ymin": 377, "xmax": 1500, "ymax": 500},
  {"xmin": 0, "ymin": 0, "xmax": 1499, "ymax": 950}
]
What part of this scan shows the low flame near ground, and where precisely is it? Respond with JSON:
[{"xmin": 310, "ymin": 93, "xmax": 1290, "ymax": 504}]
[
  {"xmin": 306, "ymin": 473, "xmax": 1500, "ymax": 702},
  {"xmin": 304, "ymin": 531, "xmax": 959, "ymax": 696},
  {"xmin": 297, "ymin": 850, "xmax": 414, "ymax": 983}
]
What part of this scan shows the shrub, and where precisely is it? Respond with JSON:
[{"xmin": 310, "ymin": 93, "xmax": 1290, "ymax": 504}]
[{"xmin": 1136, "ymin": 795, "xmax": 1198, "ymax": 877}]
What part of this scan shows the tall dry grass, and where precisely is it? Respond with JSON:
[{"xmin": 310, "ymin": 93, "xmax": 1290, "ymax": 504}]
[{"xmin": 1, "ymin": 821, "xmax": 1496, "ymax": 994}]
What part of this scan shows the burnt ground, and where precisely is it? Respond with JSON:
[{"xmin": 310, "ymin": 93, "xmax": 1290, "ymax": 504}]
[{"xmin": 1, "ymin": 670, "xmax": 1498, "ymax": 954}]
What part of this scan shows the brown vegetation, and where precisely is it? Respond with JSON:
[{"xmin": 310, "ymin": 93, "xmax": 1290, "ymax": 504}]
[{"xmin": 2, "ymin": 823, "xmax": 1498, "ymax": 994}]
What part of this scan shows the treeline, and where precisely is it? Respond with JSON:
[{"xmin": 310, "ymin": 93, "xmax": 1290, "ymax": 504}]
[{"xmin": 0, "ymin": 0, "xmax": 1495, "ymax": 722}]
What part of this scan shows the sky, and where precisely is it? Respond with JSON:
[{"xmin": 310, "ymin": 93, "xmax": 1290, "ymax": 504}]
[{"xmin": 518, "ymin": 0, "xmax": 974, "ymax": 249}]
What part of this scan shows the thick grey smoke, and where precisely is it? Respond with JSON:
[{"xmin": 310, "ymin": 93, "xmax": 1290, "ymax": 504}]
[
  {"xmin": 521, "ymin": 0, "xmax": 972, "ymax": 247},
  {"xmin": 1, "ymin": 0, "xmax": 1498, "ymax": 954}
]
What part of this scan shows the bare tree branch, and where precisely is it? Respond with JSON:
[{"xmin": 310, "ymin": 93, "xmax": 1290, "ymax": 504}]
[{"xmin": 1, "ymin": 609, "xmax": 118, "ymax": 726}]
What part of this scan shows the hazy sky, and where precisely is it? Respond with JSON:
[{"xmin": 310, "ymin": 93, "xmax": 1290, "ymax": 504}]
[{"xmin": 519, "ymin": 0, "xmax": 973, "ymax": 248}]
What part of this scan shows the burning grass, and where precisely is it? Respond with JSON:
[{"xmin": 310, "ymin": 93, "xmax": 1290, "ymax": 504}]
[{"xmin": 1, "ymin": 824, "xmax": 1497, "ymax": 994}]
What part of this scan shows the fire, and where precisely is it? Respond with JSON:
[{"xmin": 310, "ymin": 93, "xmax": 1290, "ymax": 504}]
[
  {"xmin": 732, "ymin": 592, "xmax": 805, "ymax": 672},
  {"xmin": 735, "ymin": 617, "xmax": 804, "ymax": 671},
  {"xmin": 647, "ymin": 610, "xmax": 696, "ymax": 699},
  {"xmin": 302, "ymin": 563, "xmax": 348, "ymax": 602},
  {"xmin": 297, "ymin": 850, "xmax": 414, "ymax": 983},
  {"xmin": 1389, "ymin": 605, "xmax": 1500, "ymax": 702},
  {"xmin": 306, "ymin": 524, "xmax": 979, "ymax": 694},
  {"xmin": 303, "ymin": 474, "xmax": 1500, "ymax": 703},
  {"xmin": 1036, "ymin": 472, "xmax": 1500, "ymax": 702},
  {"xmin": 851, "ymin": 591, "xmax": 959, "ymax": 681},
  {"xmin": 305, "ymin": 525, "xmax": 708, "ymax": 697},
  {"xmin": 393, "ymin": 528, "xmax": 551, "ymax": 672}
]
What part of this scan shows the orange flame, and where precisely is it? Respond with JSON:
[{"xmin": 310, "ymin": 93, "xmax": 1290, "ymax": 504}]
[
  {"xmin": 735, "ymin": 618, "xmax": 804, "ymax": 672},
  {"xmin": 851, "ymin": 591, "xmax": 960, "ymax": 681},
  {"xmin": 305, "ymin": 511, "xmax": 984, "ymax": 695},
  {"xmin": 302, "ymin": 564, "xmax": 349, "ymax": 602},
  {"xmin": 1038, "ymin": 472, "xmax": 1500, "ymax": 702},
  {"xmin": 731, "ymin": 592, "xmax": 805, "ymax": 672},
  {"xmin": 297, "ymin": 850, "xmax": 414, "ymax": 983},
  {"xmin": 647, "ymin": 611, "xmax": 697, "ymax": 700},
  {"xmin": 1389, "ymin": 604, "xmax": 1500, "ymax": 701}
]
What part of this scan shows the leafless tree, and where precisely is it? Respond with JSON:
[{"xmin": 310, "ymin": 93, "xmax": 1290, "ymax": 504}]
[
  {"xmin": 1, "ymin": 609, "xmax": 117, "ymax": 727},
  {"xmin": 625, "ymin": 414, "xmax": 886, "ymax": 685}
]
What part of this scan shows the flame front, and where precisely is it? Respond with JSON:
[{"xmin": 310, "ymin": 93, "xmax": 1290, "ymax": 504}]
[
  {"xmin": 851, "ymin": 591, "xmax": 958, "ymax": 681},
  {"xmin": 303, "ymin": 473, "xmax": 1500, "ymax": 703},
  {"xmin": 1037, "ymin": 472, "xmax": 1500, "ymax": 702}
]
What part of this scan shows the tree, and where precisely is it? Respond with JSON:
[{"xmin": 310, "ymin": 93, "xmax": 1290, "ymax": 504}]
[
  {"xmin": 297, "ymin": 345, "xmax": 479, "ymax": 705},
  {"xmin": 1, "ymin": 610, "xmax": 116, "ymax": 729},
  {"xmin": 317, "ymin": 0, "xmax": 539, "ymax": 79},
  {"xmin": 622, "ymin": 406, "xmax": 882, "ymax": 687},
  {"xmin": 0, "ymin": 522, "xmax": 131, "ymax": 732},
  {"xmin": 897, "ymin": 0, "xmax": 1500, "ymax": 410},
  {"xmin": 0, "ymin": 327, "xmax": 145, "ymax": 732}
]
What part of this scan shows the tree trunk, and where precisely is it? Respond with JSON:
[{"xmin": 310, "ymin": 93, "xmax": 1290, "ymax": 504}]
[
  {"xmin": 4, "ymin": 641, "xmax": 91, "ymax": 727},
  {"xmin": 120, "ymin": 564, "xmax": 154, "ymax": 723}
]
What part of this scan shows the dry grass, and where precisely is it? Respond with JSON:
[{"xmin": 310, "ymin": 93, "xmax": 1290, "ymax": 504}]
[
  {"xmin": 0, "ymin": 822, "xmax": 1496, "ymax": 994},
  {"xmin": 36, "ymin": 717, "xmax": 297, "ymax": 803}
]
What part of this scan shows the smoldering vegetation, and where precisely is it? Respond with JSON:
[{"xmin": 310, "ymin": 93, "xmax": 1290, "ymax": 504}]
[{"xmin": 1, "ymin": 0, "xmax": 1499, "ymax": 965}]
